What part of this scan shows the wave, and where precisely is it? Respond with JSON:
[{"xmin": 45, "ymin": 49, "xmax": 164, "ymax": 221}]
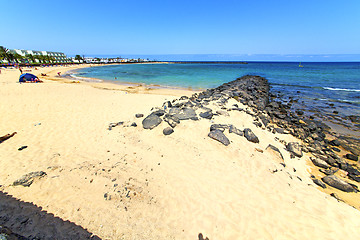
[
  {"xmin": 68, "ymin": 74, "xmax": 103, "ymax": 83},
  {"xmin": 270, "ymin": 83, "xmax": 322, "ymax": 90},
  {"xmin": 323, "ymin": 87, "xmax": 360, "ymax": 92}
]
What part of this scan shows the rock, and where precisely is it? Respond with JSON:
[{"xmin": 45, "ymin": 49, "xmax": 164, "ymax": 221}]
[
  {"xmin": 229, "ymin": 125, "xmax": 243, "ymax": 136},
  {"xmin": 151, "ymin": 110, "xmax": 165, "ymax": 117},
  {"xmin": 162, "ymin": 101, "xmax": 172, "ymax": 109},
  {"xmin": 311, "ymin": 157, "xmax": 330, "ymax": 169},
  {"xmin": 163, "ymin": 127, "xmax": 174, "ymax": 135},
  {"xmin": 265, "ymin": 144, "xmax": 285, "ymax": 164},
  {"xmin": 274, "ymin": 128, "xmax": 289, "ymax": 134},
  {"xmin": 348, "ymin": 115, "xmax": 360, "ymax": 123},
  {"xmin": 322, "ymin": 175, "xmax": 356, "ymax": 192},
  {"xmin": 135, "ymin": 113, "xmax": 144, "ymax": 118},
  {"xmin": 108, "ymin": 122, "xmax": 123, "ymax": 130},
  {"xmin": 286, "ymin": 142, "xmax": 302, "ymax": 158},
  {"xmin": 163, "ymin": 114, "xmax": 180, "ymax": 128},
  {"xmin": 210, "ymin": 124, "xmax": 231, "ymax": 132},
  {"xmin": 172, "ymin": 108, "xmax": 197, "ymax": 120},
  {"xmin": 0, "ymin": 225, "xmax": 28, "ymax": 239},
  {"xmin": 198, "ymin": 233, "xmax": 209, "ymax": 240},
  {"xmin": 13, "ymin": 171, "xmax": 46, "ymax": 187},
  {"xmin": 216, "ymin": 110, "xmax": 230, "ymax": 117},
  {"xmin": 130, "ymin": 122, "xmax": 137, "ymax": 127},
  {"xmin": 142, "ymin": 114, "xmax": 162, "ymax": 129},
  {"xmin": 345, "ymin": 153, "xmax": 358, "ymax": 161},
  {"xmin": 330, "ymin": 192, "xmax": 343, "ymax": 201},
  {"xmin": 243, "ymin": 128, "xmax": 259, "ymax": 143},
  {"xmin": 313, "ymin": 178, "xmax": 326, "ymax": 188},
  {"xmin": 208, "ymin": 130, "xmax": 230, "ymax": 146},
  {"xmin": 295, "ymin": 110, "xmax": 304, "ymax": 116},
  {"xmin": 329, "ymin": 139, "xmax": 340, "ymax": 146},
  {"xmin": 199, "ymin": 111, "xmax": 213, "ymax": 119}
]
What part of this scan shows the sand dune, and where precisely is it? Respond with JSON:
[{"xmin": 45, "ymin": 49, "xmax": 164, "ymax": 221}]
[{"xmin": 0, "ymin": 65, "xmax": 359, "ymax": 239}]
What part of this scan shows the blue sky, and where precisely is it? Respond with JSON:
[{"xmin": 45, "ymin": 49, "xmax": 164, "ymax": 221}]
[{"xmin": 1, "ymin": 0, "xmax": 360, "ymax": 60}]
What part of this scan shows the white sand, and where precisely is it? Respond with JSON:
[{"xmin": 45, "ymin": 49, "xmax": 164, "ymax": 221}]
[{"xmin": 0, "ymin": 65, "xmax": 359, "ymax": 239}]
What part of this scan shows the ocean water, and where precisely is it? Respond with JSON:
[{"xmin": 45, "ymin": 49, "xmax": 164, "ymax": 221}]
[{"xmin": 71, "ymin": 62, "xmax": 360, "ymax": 118}]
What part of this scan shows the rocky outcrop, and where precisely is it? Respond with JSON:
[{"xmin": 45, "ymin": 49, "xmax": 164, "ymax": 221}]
[{"xmin": 322, "ymin": 175, "xmax": 356, "ymax": 192}]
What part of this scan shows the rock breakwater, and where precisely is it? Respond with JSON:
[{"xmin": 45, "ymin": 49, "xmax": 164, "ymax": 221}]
[{"xmin": 115, "ymin": 75, "xmax": 359, "ymax": 204}]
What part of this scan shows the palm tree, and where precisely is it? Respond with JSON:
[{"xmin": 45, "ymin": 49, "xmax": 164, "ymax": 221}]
[
  {"xmin": 75, "ymin": 55, "xmax": 83, "ymax": 63},
  {"xmin": 0, "ymin": 46, "xmax": 15, "ymax": 64},
  {"xmin": 13, "ymin": 53, "xmax": 23, "ymax": 63},
  {"xmin": 25, "ymin": 54, "xmax": 35, "ymax": 64}
]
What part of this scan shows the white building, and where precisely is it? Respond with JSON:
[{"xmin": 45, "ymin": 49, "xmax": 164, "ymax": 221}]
[{"xmin": 9, "ymin": 49, "xmax": 71, "ymax": 63}]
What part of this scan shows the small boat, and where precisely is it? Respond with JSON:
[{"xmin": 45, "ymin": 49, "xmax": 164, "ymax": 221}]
[{"xmin": 299, "ymin": 62, "xmax": 304, "ymax": 67}]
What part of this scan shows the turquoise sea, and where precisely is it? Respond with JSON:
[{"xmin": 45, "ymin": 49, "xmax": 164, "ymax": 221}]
[{"xmin": 71, "ymin": 62, "xmax": 360, "ymax": 118}]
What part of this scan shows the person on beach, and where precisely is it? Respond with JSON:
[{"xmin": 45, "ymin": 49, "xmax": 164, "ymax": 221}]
[
  {"xmin": 19, "ymin": 67, "xmax": 23, "ymax": 74},
  {"xmin": 57, "ymin": 72, "xmax": 61, "ymax": 77}
]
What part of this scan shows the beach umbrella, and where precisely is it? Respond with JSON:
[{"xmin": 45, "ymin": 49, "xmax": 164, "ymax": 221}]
[{"xmin": 19, "ymin": 73, "xmax": 38, "ymax": 82}]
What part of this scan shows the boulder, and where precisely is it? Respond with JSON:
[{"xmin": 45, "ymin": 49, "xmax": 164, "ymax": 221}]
[
  {"xmin": 199, "ymin": 111, "xmax": 213, "ymax": 119},
  {"xmin": 345, "ymin": 153, "xmax": 358, "ymax": 161},
  {"xmin": 135, "ymin": 113, "xmax": 144, "ymax": 118},
  {"xmin": 13, "ymin": 171, "xmax": 46, "ymax": 187},
  {"xmin": 163, "ymin": 114, "xmax": 180, "ymax": 128},
  {"xmin": 243, "ymin": 128, "xmax": 259, "ymax": 143},
  {"xmin": 229, "ymin": 125, "xmax": 243, "ymax": 136},
  {"xmin": 173, "ymin": 108, "xmax": 197, "ymax": 120},
  {"xmin": 208, "ymin": 130, "xmax": 230, "ymax": 146},
  {"xmin": 163, "ymin": 127, "xmax": 174, "ymax": 135},
  {"xmin": 210, "ymin": 124, "xmax": 231, "ymax": 132},
  {"xmin": 286, "ymin": 142, "xmax": 303, "ymax": 157},
  {"xmin": 142, "ymin": 114, "xmax": 162, "ymax": 129},
  {"xmin": 216, "ymin": 110, "xmax": 230, "ymax": 117},
  {"xmin": 311, "ymin": 157, "xmax": 330, "ymax": 169},
  {"xmin": 322, "ymin": 175, "xmax": 356, "ymax": 192},
  {"xmin": 312, "ymin": 178, "xmax": 327, "ymax": 188}
]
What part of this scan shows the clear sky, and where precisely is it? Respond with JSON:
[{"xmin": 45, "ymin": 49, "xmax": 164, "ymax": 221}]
[{"xmin": 1, "ymin": 0, "xmax": 360, "ymax": 60}]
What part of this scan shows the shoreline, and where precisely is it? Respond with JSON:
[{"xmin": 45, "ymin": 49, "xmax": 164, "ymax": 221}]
[{"xmin": 0, "ymin": 65, "xmax": 359, "ymax": 239}]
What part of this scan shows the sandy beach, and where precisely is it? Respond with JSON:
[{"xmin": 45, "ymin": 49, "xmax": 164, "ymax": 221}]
[{"xmin": 1, "ymin": 65, "xmax": 360, "ymax": 239}]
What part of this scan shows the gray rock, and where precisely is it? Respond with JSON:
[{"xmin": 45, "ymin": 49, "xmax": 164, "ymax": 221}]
[
  {"xmin": 172, "ymin": 108, "xmax": 197, "ymax": 120},
  {"xmin": 345, "ymin": 153, "xmax": 358, "ymax": 161},
  {"xmin": 313, "ymin": 178, "xmax": 327, "ymax": 188},
  {"xmin": 322, "ymin": 175, "xmax": 356, "ymax": 192},
  {"xmin": 208, "ymin": 130, "xmax": 230, "ymax": 146},
  {"xmin": 274, "ymin": 128, "xmax": 289, "ymax": 134},
  {"xmin": 229, "ymin": 125, "xmax": 243, "ymax": 136},
  {"xmin": 286, "ymin": 142, "xmax": 303, "ymax": 157},
  {"xmin": 163, "ymin": 127, "xmax": 174, "ymax": 135},
  {"xmin": 135, "ymin": 113, "xmax": 144, "ymax": 118},
  {"xmin": 151, "ymin": 110, "xmax": 165, "ymax": 117},
  {"xmin": 13, "ymin": 171, "xmax": 46, "ymax": 187},
  {"xmin": 311, "ymin": 157, "xmax": 330, "ymax": 169},
  {"xmin": 199, "ymin": 111, "xmax": 213, "ymax": 119},
  {"xmin": 142, "ymin": 114, "xmax": 162, "ymax": 129},
  {"xmin": 216, "ymin": 110, "xmax": 230, "ymax": 117},
  {"xmin": 210, "ymin": 124, "xmax": 231, "ymax": 132},
  {"xmin": 163, "ymin": 114, "xmax": 180, "ymax": 128},
  {"xmin": 243, "ymin": 128, "xmax": 259, "ymax": 143},
  {"xmin": 329, "ymin": 139, "xmax": 340, "ymax": 146}
]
